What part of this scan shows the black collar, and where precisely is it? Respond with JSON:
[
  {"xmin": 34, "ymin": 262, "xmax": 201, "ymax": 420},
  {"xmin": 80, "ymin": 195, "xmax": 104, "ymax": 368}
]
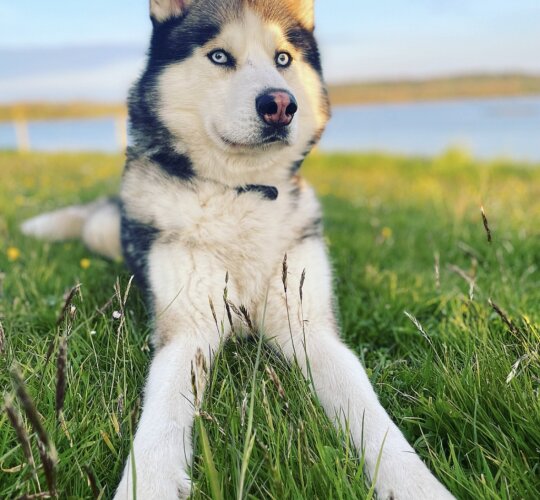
[{"xmin": 236, "ymin": 184, "xmax": 279, "ymax": 201}]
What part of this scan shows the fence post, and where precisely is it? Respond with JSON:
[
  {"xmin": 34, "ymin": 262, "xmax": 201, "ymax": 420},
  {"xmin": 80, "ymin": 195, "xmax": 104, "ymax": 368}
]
[
  {"xmin": 14, "ymin": 119, "xmax": 30, "ymax": 152},
  {"xmin": 115, "ymin": 113, "xmax": 128, "ymax": 151}
]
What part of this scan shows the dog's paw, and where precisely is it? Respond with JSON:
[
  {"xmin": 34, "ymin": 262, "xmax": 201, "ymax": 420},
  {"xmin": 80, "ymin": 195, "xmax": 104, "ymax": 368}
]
[
  {"xmin": 114, "ymin": 467, "xmax": 192, "ymax": 500},
  {"xmin": 378, "ymin": 480, "xmax": 454, "ymax": 500},
  {"xmin": 375, "ymin": 460, "xmax": 454, "ymax": 500}
]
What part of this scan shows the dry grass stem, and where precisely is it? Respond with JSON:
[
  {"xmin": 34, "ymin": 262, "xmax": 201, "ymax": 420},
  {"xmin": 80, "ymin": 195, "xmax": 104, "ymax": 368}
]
[
  {"xmin": 223, "ymin": 276, "xmax": 235, "ymax": 334},
  {"xmin": 37, "ymin": 441, "xmax": 56, "ymax": 495},
  {"xmin": 434, "ymin": 252, "xmax": 440, "ymax": 290},
  {"xmin": 55, "ymin": 335, "xmax": 68, "ymax": 421},
  {"xmin": 11, "ymin": 368, "xmax": 54, "ymax": 454},
  {"xmin": 239, "ymin": 305, "xmax": 255, "ymax": 334},
  {"xmin": 489, "ymin": 299, "xmax": 521, "ymax": 336},
  {"xmin": 11, "ymin": 367, "xmax": 58, "ymax": 494},
  {"xmin": 448, "ymin": 264, "xmax": 477, "ymax": 300},
  {"xmin": 199, "ymin": 410, "xmax": 226, "ymax": 436},
  {"xmin": 96, "ymin": 293, "xmax": 115, "ymax": 316},
  {"xmin": 117, "ymin": 394, "xmax": 124, "ymax": 420},
  {"xmin": 404, "ymin": 311, "xmax": 435, "ymax": 350},
  {"xmin": 16, "ymin": 494, "xmax": 52, "ymax": 500},
  {"xmin": 282, "ymin": 254, "xmax": 288, "ymax": 293},
  {"xmin": 3, "ymin": 394, "xmax": 36, "ymax": 473},
  {"xmin": 130, "ymin": 398, "xmax": 141, "ymax": 432},
  {"xmin": 265, "ymin": 365, "xmax": 289, "ymax": 409},
  {"xmin": 0, "ymin": 319, "xmax": 5, "ymax": 355},
  {"xmin": 191, "ymin": 348, "xmax": 208, "ymax": 414},
  {"xmin": 208, "ymin": 297, "xmax": 220, "ymax": 334},
  {"xmin": 481, "ymin": 206, "xmax": 493, "ymax": 244},
  {"xmin": 56, "ymin": 284, "xmax": 81, "ymax": 326},
  {"xmin": 240, "ymin": 392, "xmax": 248, "ymax": 427},
  {"xmin": 84, "ymin": 465, "xmax": 100, "ymax": 499}
]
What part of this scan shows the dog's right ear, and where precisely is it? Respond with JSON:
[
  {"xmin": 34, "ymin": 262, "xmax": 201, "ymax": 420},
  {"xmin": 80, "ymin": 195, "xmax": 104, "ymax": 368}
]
[{"xmin": 150, "ymin": 0, "xmax": 193, "ymax": 23}]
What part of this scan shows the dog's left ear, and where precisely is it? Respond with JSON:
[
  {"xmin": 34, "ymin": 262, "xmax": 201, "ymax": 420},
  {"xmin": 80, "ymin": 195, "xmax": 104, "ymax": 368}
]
[
  {"xmin": 150, "ymin": 0, "xmax": 193, "ymax": 23},
  {"xmin": 288, "ymin": 0, "xmax": 315, "ymax": 31}
]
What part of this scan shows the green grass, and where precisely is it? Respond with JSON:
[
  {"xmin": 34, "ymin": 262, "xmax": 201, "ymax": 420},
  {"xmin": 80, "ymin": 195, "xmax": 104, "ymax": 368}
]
[{"xmin": 1, "ymin": 150, "xmax": 539, "ymax": 499}]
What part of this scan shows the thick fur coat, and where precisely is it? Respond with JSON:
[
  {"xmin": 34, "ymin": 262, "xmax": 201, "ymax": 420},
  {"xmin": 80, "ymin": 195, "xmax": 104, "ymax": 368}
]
[{"xmin": 22, "ymin": 1, "xmax": 454, "ymax": 498}]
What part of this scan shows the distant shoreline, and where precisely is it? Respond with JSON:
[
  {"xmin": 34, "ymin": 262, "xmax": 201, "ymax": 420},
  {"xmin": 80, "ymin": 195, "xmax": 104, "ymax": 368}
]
[
  {"xmin": 1, "ymin": 74, "xmax": 540, "ymax": 121},
  {"xmin": 328, "ymin": 74, "xmax": 540, "ymax": 107}
]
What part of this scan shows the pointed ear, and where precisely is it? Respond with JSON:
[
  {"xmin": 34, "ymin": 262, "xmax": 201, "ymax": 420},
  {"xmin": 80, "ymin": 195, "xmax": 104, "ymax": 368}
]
[
  {"xmin": 150, "ymin": 0, "xmax": 193, "ymax": 23},
  {"xmin": 288, "ymin": 0, "xmax": 315, "ymax": 30}
]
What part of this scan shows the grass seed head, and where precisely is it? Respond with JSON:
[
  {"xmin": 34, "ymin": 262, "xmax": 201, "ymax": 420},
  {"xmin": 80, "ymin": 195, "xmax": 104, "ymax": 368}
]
[
  {"xmin": 56, "ymin": 284, "xmax": 81, "ymax": 326},
  {"xmin": 16, "ymin": 494, "xmax": 52, "ymax": 500},
  {"xmin": 117, "ymin": 393, "xmax": 124, "ymax": 419},
  {"xmin": 3, "ymin": 394, "xmax": 36, "ymax": 473},
  {"xmin": 239, "ymin": 305, "xmax": 255, "ymax": 334},
  {"xmin": 489, "ymin": 299, "xmax": 520, "ymax": 336},
  {"xmin": 223, "ymin": 293, "xmax": 234, "ymax": 333},
  {"xmin": 299, "ymin": 269, "xmax": 306, "ymax": 303},
  {"xmin": 55, "ymin": 335, "xmax": 68, "ymax": 420},
  {"xmin": 208, "ymin": 296, "xmax": 219, "ymax": 331},
  {"xmin": 265, "ymin": 365, "xmax": 288, "ymax": 407},
  {"xmin": 84, "ymin": 465, "xmax": 100, "ymax": 499},
  {"xmin": 191, "ymin": 349, "xmax": 208, "ymax": 414},
  {"xmin": 11, "ymin": 367, "xmax": 55, "ymax": 455},
  {"xmin": 0, "ymin": 320, "xmax": 5, "ymax": 355},
  {"xmin": 37, "ymin": 440, "xmax": 57, "ymax": 496},
  {"xmin": 481, "ymin": 206, "xmax": 493, "ymax": 244},
  {"xmin": 282, "ymin": 254, "xmax": 288, "ymax": 293},
  {"xmin": 130, "ymin": 398, "xmax": 141, "ymax": 431}
]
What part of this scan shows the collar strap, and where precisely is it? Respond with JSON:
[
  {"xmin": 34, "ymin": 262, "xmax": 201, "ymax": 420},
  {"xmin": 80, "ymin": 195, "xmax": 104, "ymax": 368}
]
[{"xmin": 236, "ymin": 184, "xmax": 279, "ymax": 201}]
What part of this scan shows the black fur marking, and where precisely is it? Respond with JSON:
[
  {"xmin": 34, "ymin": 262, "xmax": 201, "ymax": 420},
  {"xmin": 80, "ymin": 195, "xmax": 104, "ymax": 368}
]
[
  {"xmin": 121, "ymin": 209, "xmax": 160, "ymax": 304},
  {"xmin": 290, "ymin": 159, "xmax": 304, "ymax": 174},
  {"xmin": 291, "ymin": 137, "xmax": 325, "ymax": 175},
  {"xmin": 148, "ymin": 19, "xmax": 220, "ymax": 70},
  {"xmin": 150, "ymin": 148, "xmax": 195, "ymax": 180},
  {"xmin": 128, "ymin": 10, "xmax": 221, "ymax": 169},
  {"xmin": 237, "ymin": 185, "xmax": 279, "ymax": 201},
  {"xmin": 286, "ymin": 25, "xmax": 324, "ymax": 76},
  {"xmin": 108, "ymin": 195, "xmax": 122, "ymax": 207},
  {"xmin": 299, "ymin": 217, "xmax": 323, "ymax": 242}
]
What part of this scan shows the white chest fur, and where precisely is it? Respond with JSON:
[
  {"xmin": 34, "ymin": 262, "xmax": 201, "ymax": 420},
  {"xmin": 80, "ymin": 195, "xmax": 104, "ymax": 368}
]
[{"xmin": 122, "ymin": 161, "xmax": 321, "ymax": 298}]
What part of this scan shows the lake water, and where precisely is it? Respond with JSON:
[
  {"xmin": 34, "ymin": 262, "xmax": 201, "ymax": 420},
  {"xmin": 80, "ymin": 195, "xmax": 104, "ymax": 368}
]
[{"xmin": 1, "ymin": 96, "xmax": 539, "ymax": 161}]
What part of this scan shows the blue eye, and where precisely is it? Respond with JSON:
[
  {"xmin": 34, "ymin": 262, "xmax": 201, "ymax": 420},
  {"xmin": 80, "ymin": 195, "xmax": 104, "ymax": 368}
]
[
  {"xmin": 208, "ymin": 50, "xmax": 230, "ymax": 66},
  {"xmin": 276, "ymin": 51, "xmax": 292, "ymax": 68}
]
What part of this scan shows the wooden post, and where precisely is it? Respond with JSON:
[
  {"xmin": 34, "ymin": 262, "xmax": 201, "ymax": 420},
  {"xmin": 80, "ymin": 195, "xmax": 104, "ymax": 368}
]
[
  {"xmin": 14, "ymin": 119, "xmax": 30, "ymax": 152},
  {"xmin": 115, "ymin": 113, "xmax": 128, "ymax": 151}
]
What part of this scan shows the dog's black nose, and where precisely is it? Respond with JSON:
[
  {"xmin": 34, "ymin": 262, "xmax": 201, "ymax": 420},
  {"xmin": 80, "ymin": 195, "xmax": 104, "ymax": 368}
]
[{"xmin": 256, "ymin": 90, "xmax": 298, "ymax": 127}]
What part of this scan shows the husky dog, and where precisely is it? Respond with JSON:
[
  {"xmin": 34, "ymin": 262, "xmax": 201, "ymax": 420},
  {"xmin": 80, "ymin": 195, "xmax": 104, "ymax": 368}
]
[{"xmin": 22, "ymin": 1, "xmax": 454, "ymax": 498}]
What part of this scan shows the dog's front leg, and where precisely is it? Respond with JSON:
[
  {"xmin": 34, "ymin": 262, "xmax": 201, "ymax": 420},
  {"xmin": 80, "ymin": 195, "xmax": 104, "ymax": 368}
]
[
  {"xmin": 263, "ymin": 238, "xmax": 454, "ymax": 499},
  {"xmin": 114, "ymin": 331, "xmax": 219, "ymax": 500},
  {"xmin": 115, "ymin": 244, "xmax": 232, "ymax": 500}
]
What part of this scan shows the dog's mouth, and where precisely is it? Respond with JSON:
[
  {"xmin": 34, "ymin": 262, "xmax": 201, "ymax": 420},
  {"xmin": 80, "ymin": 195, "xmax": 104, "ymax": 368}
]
[{"xmin": 214, "ymin": 125, "xmax": 290, "ymax": 151}]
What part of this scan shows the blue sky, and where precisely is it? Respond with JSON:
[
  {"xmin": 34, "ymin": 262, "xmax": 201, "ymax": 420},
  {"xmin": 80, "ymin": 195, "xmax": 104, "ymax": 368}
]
[{"xmin": 1, "ymin": 0, "xmax": 540, "ymax": 102}]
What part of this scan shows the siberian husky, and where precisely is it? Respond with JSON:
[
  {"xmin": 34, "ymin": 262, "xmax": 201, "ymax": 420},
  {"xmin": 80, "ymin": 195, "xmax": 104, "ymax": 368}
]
[{"xmin": 22, "ymin": 1, "xmax": 454, "ymax": 498}]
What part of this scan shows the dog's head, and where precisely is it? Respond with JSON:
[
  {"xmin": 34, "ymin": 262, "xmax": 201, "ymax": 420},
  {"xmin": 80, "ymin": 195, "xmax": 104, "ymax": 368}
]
[{"xmin": 132, "ymin": 0, "xmax": 330, "ymax": 182}]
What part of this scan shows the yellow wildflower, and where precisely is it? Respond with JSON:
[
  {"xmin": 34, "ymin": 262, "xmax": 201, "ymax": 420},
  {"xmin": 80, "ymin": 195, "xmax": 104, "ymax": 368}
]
[
  {"xmin": 381, "ymin": 227, "xmax": 393, "ymax": 239},
  {"xmin": 7, "ymin": 247, "xmax": 21, "ymax": 262},
  {"xmin": 80, "ymin": 258, "xmax": 91, "ymax": 270}
]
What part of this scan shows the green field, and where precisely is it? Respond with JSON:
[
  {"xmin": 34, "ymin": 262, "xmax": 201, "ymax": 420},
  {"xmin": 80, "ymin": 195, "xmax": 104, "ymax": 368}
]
[{"xmin": 1, "ymin": 151, "xmax": 539, "ymax": 499}]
